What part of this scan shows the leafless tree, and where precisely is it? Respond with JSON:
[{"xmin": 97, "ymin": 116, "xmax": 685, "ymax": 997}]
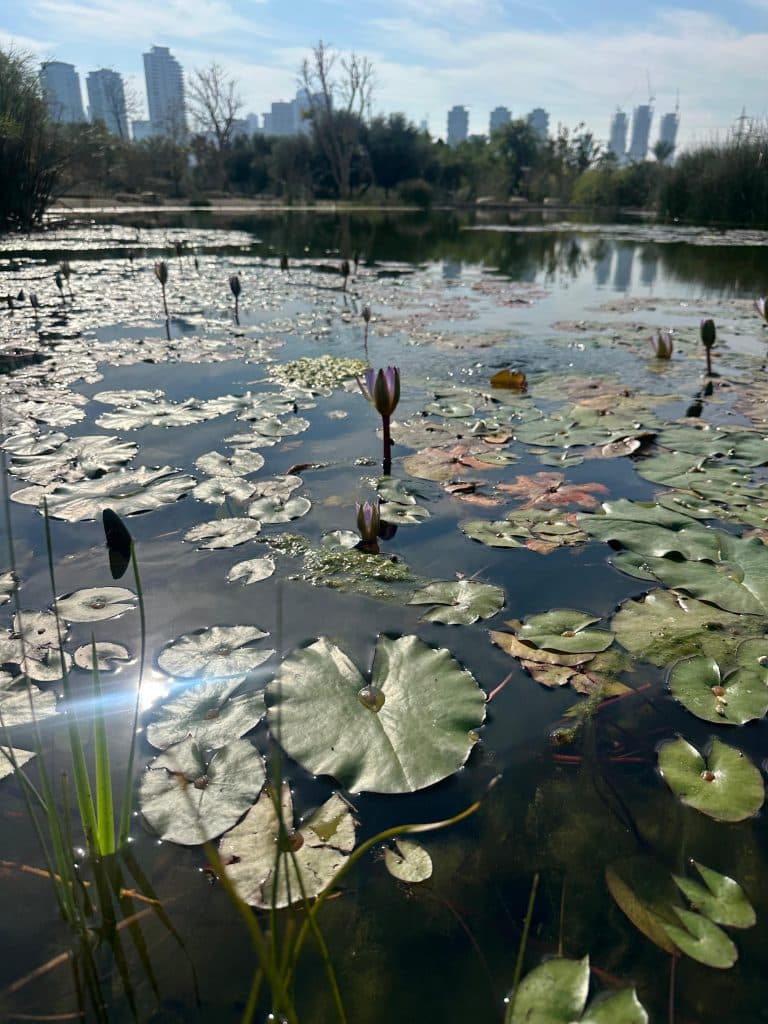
[
  {"xmin": 187, "ymin": 62, "xmax": 243, "ymax": 152},
  {"xmin": 101, "ymin": 72, "xmax": 142, "ymax": 140},
  {"xmin": 300, "ymin": 41, "xmax": 375, "ymax": 199}
]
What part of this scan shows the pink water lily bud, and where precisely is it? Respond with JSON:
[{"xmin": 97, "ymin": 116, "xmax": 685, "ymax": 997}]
[
  {"xmin": 360, "ymin": 366, "xmax": 400, "ymax": 417},
  {"xmin": 154, "ymin": 261, "xmax": 169, "ymax": 286},
  {"xmin": 229, "ymin": 274, "xmax": 241, "ymax": 298},
  {"xmin": 700, "ymin": 318, "xmax": 716, "ymax": 348},
  {"xmin": 356, "ymin": 500, "xmax": 381, "ymax": 543},
  {"xmin": 650, "ymin": 330, "xmax": 673, "ymax": 359},
  {"xmin": 756, "ymin": 297, "xmax": 768, "ymax": 323}
]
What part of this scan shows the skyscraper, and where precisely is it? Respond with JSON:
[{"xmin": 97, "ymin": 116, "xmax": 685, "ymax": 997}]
[
  {"xmin": 527, "ymin": 108, "xmax": 549, "ymax": 141},
  {"xmin": 39, "ymin": 61, "xmax": 85, "ymax": 123},
  {"xmin": 87, "ymin": 69, "xmax": 128, "ymax": 137},
  {"xmin": 657, "ymin": 112, "xmax": 679, "ymax": 162},
  {"xmin": 628, "ymin": 105, "xmax": 653, "ymax": 161},
  {"xmin": 447, "ymin": 106, "xmax": 469, "ymax": 146},
  {"xmin": 143, "ymin": 46, "xmax": 186, "ymax": 136},
  {"xmin": 489, "ymin": 106, "xmax": 511, "ymax": 135},
  {"xmin": 607, "ymin": 109, "xmax": 627, "ymax": 163}
]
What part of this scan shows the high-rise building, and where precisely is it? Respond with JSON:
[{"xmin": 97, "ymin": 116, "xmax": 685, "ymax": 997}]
[
  {"xmin": 143, "ymin": 45, "xmax": 186, "ymax": 136},
  {"xmin": 39, "ymin": 61, "xmax": 85, "ymax": 123},
  {"xmin": 607, "ymin": 109, "xmax": 627, "ymax": 163},
  {"xmin": 87, "ymin": 69, "xmax": 128, "ymax": 137},
  {"xmin": 447, "ymin": 105, "xmax": 469, "ymax": 146},
  {"xmin": 527, "ymin": 108, "xmax": 549, "ymax": 141},
  {"xmin": 628, "ymin": 104, "xmax": 653, "ymax": 161},
  {"xmin": 131, "ymin": 120, "xmax": 154, "ymax": 142},
  {"xmin": 489, "ymin": 106, "xmax": 511, "ymax": 135},
  {"xmin": 657, "ymin": 112, "xmax": 679, "ymax": 162}
]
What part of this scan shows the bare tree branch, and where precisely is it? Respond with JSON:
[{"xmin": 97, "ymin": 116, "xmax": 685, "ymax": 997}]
[{"xmin": 187, "ymin": 62, "xmax": 243, "ymax": 152}]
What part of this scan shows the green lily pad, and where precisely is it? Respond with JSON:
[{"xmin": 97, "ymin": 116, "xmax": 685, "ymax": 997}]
[
  {"xmin": 668, "ymin": 654, "xmax": 768, "ymax": 725},
  {"xmin": 220, "ymin": 784, "xmax": 357, "ymax": 908},
  {"xmin": 384, "ymin": 838, "xmax": 433, "ymax": 883},
  {"xmin": 248, "ymin": 494, "xmax": 311, "ymax": 524},
  {"xmin": 516, "ymin": 609, "xmax": 614, "ymax": 654},
  {"xmin": 73, "ymin": 642, "xmax": 131, "ymax": 672},
  {"xmin": 184, "ymin": 517, "xmax": 262, "ymax": 549},
  {"xmin": 673, "ymin": 862, "xmax": 756, "ymax": 929},
  {"xmin": 579, "ymin": 988, "xmax": 649, "ymax": 1024},
  {"xmin": 507, "ymin": 956, "xmax": 647, "ymax": 1024},
  {"xmin": 657, "ymin": 737, "xmax": 764, "ymax": 821},
  {"xmin": 661, "ymin": 908, "xmax": 737, "ymax": 969},
  {"xmin": 157, "ymin": 625, "xmax": 274, "ymax": 679},
  {"xmin": 56, "ymin": 587, "xmax": 136, "ymax": 623},
  {"xmin": 226, "ymin": 556, "xmax": 276, "ymax": 585},
  {"xmin": 267, "ymin": 635, "xmax": 485, "ymax": 794},
  {"xmin": 146, "ymin": 677, "xmax": 265, "ymax": 750},
  {"xmin": 408, "ymin": 580, "xmax": 505, "ymax": 625},
  {"xmin": 605, "ymin": 856, "xmax": 680, "ymax": 954},
  {"xmin": 139, "ymin": 737, "xmax": 265, "ymax": 846},
  {"xmin": 462, "ymin": 519, "xmax": 529, "ymax": 548}
]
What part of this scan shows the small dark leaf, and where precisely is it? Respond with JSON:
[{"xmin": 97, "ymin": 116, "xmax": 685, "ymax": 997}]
[{"xmin": 102, "ymin": 507, "xmax": 132, "ymax": 580}]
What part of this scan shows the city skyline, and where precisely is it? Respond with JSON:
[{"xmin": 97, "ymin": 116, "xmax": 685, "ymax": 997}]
[{"xmin": 3, "ymin": 1, "xmax": 767, "ymax": 150}]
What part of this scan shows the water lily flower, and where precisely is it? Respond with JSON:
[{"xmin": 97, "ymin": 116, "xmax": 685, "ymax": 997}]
[
  {"xmin": 700, "ymin": 318, "xmax": 716, "ymax": 375},
  {"xmin": 362, "ymin": 305, "xmax": 371, "ymax": 324},
  {"xmin": 229, "ymin": 273, "xmax": 242, "ymax": 324},
  {"xmin": 756, "ymin": 297, "xmax": 768, "ymax": 323},
  {"xmin": 356, "ymin": 500, "xmax": 380, "ymax": 544},
  {"xmin": 360, "ymin": 367, "xmax": 400, "ymax": 418},
  {"xmin": 649, "ymin": 330, "xmax": 673, "ymax": 359}
]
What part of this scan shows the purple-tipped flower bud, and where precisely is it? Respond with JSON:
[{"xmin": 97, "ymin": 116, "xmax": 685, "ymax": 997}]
[
  {"xmin": 29, "ymin": 293, "xmax": 39, "ymax": 309},
  {"xmin": 280, "ymin": 254, "xmax": 289, "ymax": 271},
  {"xmin": 341, "ymin": 259, "xmax": 350, "ymax": 279},
  {"xmin": 154, "ymin": 261, "xmax": 169, "ymax": 286},
  {"xmin": 229, "ymin": 274, "xmax": 241, "ymax": 298},
  {"xmin": 360, "ymin": 366, "xmax": 400, "ymax": 418},
  {"xmin": 54, "ymin": 271, "xmax": 64, "ymax": 294},
  {"xmin": 700, "ymin": 318, "xmax": 716, "ymax": 348},
  {"xmin": 362, "ymin": 305, "xmax": 371, "ymax": 324},
  {"xmin": 356, "ymin": 500, "xmax": 381, "ymax": 543},
  {"xmin": 756, "ymin": 297, "xmax": 768, "ymax": 324},
  {"xmin": 649, "ymin": 330, "xmax": 673, "ymax": 359}
]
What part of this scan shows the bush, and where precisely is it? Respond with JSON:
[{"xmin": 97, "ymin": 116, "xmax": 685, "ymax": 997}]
[{"xmin": 398, "ymin": 178, "xmax": 433, "ymax": 208}]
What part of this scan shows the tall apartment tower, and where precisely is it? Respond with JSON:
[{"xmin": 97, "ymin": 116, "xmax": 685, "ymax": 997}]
[
  {"xmin": 658, "ymin": 111, "xmax": 679, "ymax": 161},
  {"xmin": 143, "ymin": 45, "xmax": 186, "ymax": 135},
  {"xmin": 527, "ymin": 108, "xmax": 549, "ymax": 141},
  {"xmin": 447, "ymin": 106, "xmax": 469, "ymax": 146},
  {"xmin": 87, "ymin": 69, "xmax": 128, "ymax": 137},
  {"xmin": 607, "ymin": 109, "xmax": 627, "ymax": 162},
  {"xmin": 39, "ymin": 61, "xmax": 85, "ymax": 123},
  {"xmin": 489, "ymin": 106, "xmax": 511, "ymax": 135},
  {"xmin": 628, "ymin": 104, "xmax": 653, "ymax": 161}
]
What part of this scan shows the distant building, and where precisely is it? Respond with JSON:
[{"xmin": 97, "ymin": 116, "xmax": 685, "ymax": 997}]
[
  {"xmin": 262, "ymin": 92, "xmax": 317, "ymax": 136},
  {"xmin": 607, "ymin": 109, "xmax": 627, "ymax": 163},
  {"xmin": 86, "ymin": 69, "xmax": 128, "ymax": 137},
  {"xmin": 143, "ymin": 45, "xmax": 186, "ymax": 136},
  {"xmin": 39, "ymin": 61, "xmax": 85, "ymax": 123},
  {"xmin": 527, "ymin": 108, "xmax": 549, "ymax": 141},
  {"xmin": 628, "ymin": 104, "xmax": 653, "ymax": 161},
  {"xmin": 244, "ymin": 112, "xmax": 261, "ymax": 135},
  {"xmin": 447, "ymin": 105, "xmax": 469, "ymax": 146},
  {"xmin": 489, "ymin": 105, "xmax": 511, "ymax": 135},
  {"xmin": 131, "ymin": 120, "xmax": 155, "ymax": 142},
  {"xmin": 657, "ymin": 111, "xmax": 679, "ymax": 161}
]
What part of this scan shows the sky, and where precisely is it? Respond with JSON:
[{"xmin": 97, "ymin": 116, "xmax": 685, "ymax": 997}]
[{"xmin": 3, "ymin": 0, "xmax": 768, "ymax": 148}]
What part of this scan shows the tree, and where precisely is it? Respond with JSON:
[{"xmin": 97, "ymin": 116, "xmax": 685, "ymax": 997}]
[
  {"xmin": 367, "ymin": 114, "xmax": 427, "ymax": 197},
  {"xmin": 300, "ymin": 41, "xmax": 374, "ymax": 199},
  {"xmin": 0, "ymin": 47, "xmax": 60, "ymax": 230},
  {"xmin": 187, "ymin": 63, "xmax": 243, "ymax": 152},
  {"xmin": 652, "ymin": 139, "xmax": 675, "ymax": 164}
]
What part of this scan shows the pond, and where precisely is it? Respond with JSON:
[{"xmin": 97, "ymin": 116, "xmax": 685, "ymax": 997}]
[{"xmin": 1, "ymin": 207, "xmax": 768, "ymax": 1023}]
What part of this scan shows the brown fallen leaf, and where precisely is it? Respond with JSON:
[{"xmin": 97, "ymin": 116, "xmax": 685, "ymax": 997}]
[
  {"xmin": 490, "ymin": 368, "xmax": 527, "ymax": 390},
  {"xmin": 489, "ymin": 630, "xmax": 595, "ymax": 667},
  {"xmin": 498, "ymin": 471, "xmax": 608, "ymax": 510}
]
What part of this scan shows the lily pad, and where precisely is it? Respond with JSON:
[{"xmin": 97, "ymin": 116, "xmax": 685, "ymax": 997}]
[
  {"xmin": 157, "ymin": 625, "xmax": 274, "ymax": 679},
  {"xmin": 605, "ymin": 857, "xmax": 680, "ymax": 954},
  {"xmin": 462, "ymin": 519, "xmax": 529, "ymax": 548},
  {"xmin": 0, "ymin": 747, "xmax": 36, "ymax": 780},
  {"xmin": 56, "ymin": 587, "xmax": 136, "ymax": 623},
  {"xmin": 146, "ymin": 677, "xmax": 265, "ymax": 750},
  {"xmin": 139, "ymin": 737, "xmax": 265, "ymax": 846},
  {"xmin": 657, "ymin": 737, "xmax": 764, "ymax": 821},
  {"xmin": 384, "ymin": 838, "xmax": 433, "ymax": 883},
  {"xmin": 408, "ymin": 580, "xmax": 504, "ymax": 625},
  {"xmin": 515, "ymin": 609, "xmax": 614, "ymax": 654},
  {"xmin": 184, "ymin": 518, "xmax": 262, "ymax": 549},
  {"xmin": 378, "ymin": 502, "xmax": 430, "ymax": 526},
  {"xmin": 267, "ymin": 635, "xmax": 485, "ymax": 794},
  {"xmin": 0, "ymin": 681, "xmax": 58, "ymax": 727},
  {"xmin": 661, "ymin": 908, "xmax": 737, "ymax": 969},
  {"xmin": 668, "ymin": 654, "xmax": 768, "ymax": 725},
  {"xmin": 673, "ymin": 862, "xmax": 756, "ymax": 929},
  {"xmin": 220, "ymin": 784, "xmax": 357, "ymax": 908},
  {"xmin": 248, "ymin": 494, "xmax": 311, "ymax": 524},
  {"xmin": 507, "ymin": 956, "xmax": 647, "ymax": 1024},
  {"xmin": 226, "ymin": 556, "xmax": 276, "ymax": 585},
  {"xmin": 73, "ymin": 642, "xmax": 131, "ymax": 672}
]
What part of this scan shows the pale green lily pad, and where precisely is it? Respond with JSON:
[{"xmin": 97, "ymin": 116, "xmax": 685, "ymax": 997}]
[
  {"xmin": 516, "ymin": 609, "xmax": 613, "ymax": 654},
  {"xmin": 579, "ymin": 988, "xmax": 649, "ymax": 1024},
  {"xmin": 661, "ymin": 908, "xmax": 737, "ymax": 969},
  {"xmin": 0, "ymin": 681, "xmax": 58, "ymax": 727},
  {"xmin": 673, "ymin": 862, "xmax": 756, "ymax": 929},
  {"xmin": 269, "ymin": 354, "xmax": 367, "ymax": 391},
  {"xmin": 193, "ymin": 476, "xmax": 256, "ymax": 505},
  {"xmin": 462, "ymin": 519, "xmax": 528, "ymax": 548},
  {"xmin": 0, "ymin": 746, "xmax": 36, "ymax": 780},
  {"xmin": 220, "ymin": 784, "xmax": 357, "ymax": 908},
  {"xmin": 146, "ymin": 677, "xmax": 265, "ymax": 750},
  {"xmin": 424, "ymin": 398, "xmax": 475, "ymax": 418},
  {"xmin": 226, "ymin": 556, "xmax": 276, "ymax": 585},
  {"xmin": 267, "ymin": 635, "xmax": 485, "ymax": 794},
  {"xmin": 184, "ymin": 518, "xmax": 262, "ymax": 549},
  {"xmin": 56, "ymin": 587, "xmax": 136, "ymax": 623},
  {"xmin": 139, "ymin": 737, "xmax": 265, "ymax": 846},
  {"xmin": 657, "ymin": 737, "xmax": 764, "ymax": 821},
  {"xmin": 384, "ymin": 838, "xmax": 433, "ymax": 883},
  {"xmin": 195, "ymin": 450, "xmax": 265, "ymax": 477},
  {"xmin": 408, "ymin": 580, "xmax": 504, "ymax": 625},
  {"xmin": 605, "ymin": 856, "xmax": 679, "ymax": 954},
  {"xmin": 0, "ymin": 572, "xmax": 17, "ymax": 605},
  {"xmin": 73, "ymin": 642, "xmax": 131, "ymax": 672},
  {"xmin": 248, "ymin": 475, "xmax": 302, "ymax": 500},
  {"xmin": 668, "ymin": 654, "xmax": 768, "ymax": 725},
  {"xmin": 157, "ymin": 625, "xmax": 274, "ymax": 679},
  {"xmin": 507, "ymin": 956, "xmax": 647, "ymax": 1024},
  {"xmin": 248, "ymin": 494, "xmax": 311, "ymax": 524},
  {"xmin": 378, "ymin": 502, "xmax": 430, "ymax": 525},
  {"xmin": 376, "ymin": 477, "xmax": 436, "ymax": 505}
]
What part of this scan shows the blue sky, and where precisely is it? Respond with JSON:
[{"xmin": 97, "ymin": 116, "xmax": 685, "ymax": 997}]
[{"xmin": 3, "ymin": 0, "xmax": 768, "ymax": 146}]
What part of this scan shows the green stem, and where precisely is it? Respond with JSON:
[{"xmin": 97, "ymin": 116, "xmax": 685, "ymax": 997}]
[
  {"xmin": 505, "ymin": 873, "xmax": 539, "ymax": 1023},
  {"xmin": 118, "ymin": 543, "xmax": 146, "ymax": 848}
]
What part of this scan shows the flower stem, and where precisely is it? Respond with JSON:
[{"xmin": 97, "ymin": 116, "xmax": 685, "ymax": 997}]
[{"xmin": 382, "ymin": 414, "xmax": 392, "ymax": 476}]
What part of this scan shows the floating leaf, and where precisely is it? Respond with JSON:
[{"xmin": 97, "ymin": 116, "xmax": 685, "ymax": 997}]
[
  {"xmin": 462, "ymin": 519, "xmax": 529, "ymax": 548},
  {"xmin": 184, "ymin": 518, "xmax": 262, "ymax": 549},
  {"xmin": 73, "ymin": 642, "xmax": 131, "ymax": 672},
  {"xmin": 267, "ymin": 635, "xmax": 485, "ymax": 794},
  {"xmin": 507, "ymin": 957, "xmax": 589, "ymax": 1023},
  {"xmin": 56, "ymin": 587, "xmax": 136, "ymax": 623},
  {"xmin": 668, "ymin": 654, "xmax": 768, "ymax": 725},
  {"xmin": 515, "ymin": 609, "xmax": 613, "ymax": 654},
  {"xmin": 0, "ymin": 747, "xmax": 36, "ymax": 780},
  {"xmin": 384, "ymin": 839, "xmax": 433, "ymax": 882},
  {"xmin": 657, "ymin": 737, "xmax": 764, "ymax": 821},
  {"xmin": 0, "ymin": 572, "xmax": 16, "ymax": 605},
  {"xmin": 103, "ymin": 508, "xmax": 132, "ymax": 579},
  {"xmin": 220, "ymin": 784, "xmax": 357, "ymax": 908},
  {"xmin": 661, "ymin": 908, "xmax": 738, "ymax": 969},
  {"xmin": 490, "ymin": 368, "xmax": 527, "ymax": 390},
  {"xmin": 498, "ymin": 472, "xmax": 608, "ymax": 510},
  {"xmin": 408, "ymin": 580, "xmax": 504, "ymax": 625},
  {"xmin": 248, "ymin": 494, "xmax": 311, "ymax": 524},
  {"xmin": 673, "ymin": 862, "xmax": 756, "ymax": 929},
  {"xmin": 146, "ymin": 677, "xmax": 265, "ymax": 750},
  {"xmin": 193, "ymin": 476, "xmax": 256, "ymax": 505},
  {"xmin": 226, "ymin": 556, "xmax": 276, "ymax": 585},
  {"xmin": 157, "ymin": 625, "xmax": 273, "ymax": 679},
  {"xmin": 379, "ymin": 502, "xmax": 430, "ymax": 526},
  {"xmin": 0, "ymin": 681, "xmax": 58, "ymax": 727},
  {"xmin": 139, "ymin": 737, "xmax": 265, "ymax": 846},
  {"xmin": 605, "ymin": 857, "xmax": 679, "ymax": 954}
]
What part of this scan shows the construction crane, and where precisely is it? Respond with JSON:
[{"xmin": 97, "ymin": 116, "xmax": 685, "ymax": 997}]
[{"xmin": 646, "ymin": 71, "xmax": 655, "ymax": 108}]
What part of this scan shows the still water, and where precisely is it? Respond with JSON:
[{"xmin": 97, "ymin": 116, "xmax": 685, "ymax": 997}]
[{"xmin": 1, "ymin": 209, "xmax": 768, "ymax": 1022}]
